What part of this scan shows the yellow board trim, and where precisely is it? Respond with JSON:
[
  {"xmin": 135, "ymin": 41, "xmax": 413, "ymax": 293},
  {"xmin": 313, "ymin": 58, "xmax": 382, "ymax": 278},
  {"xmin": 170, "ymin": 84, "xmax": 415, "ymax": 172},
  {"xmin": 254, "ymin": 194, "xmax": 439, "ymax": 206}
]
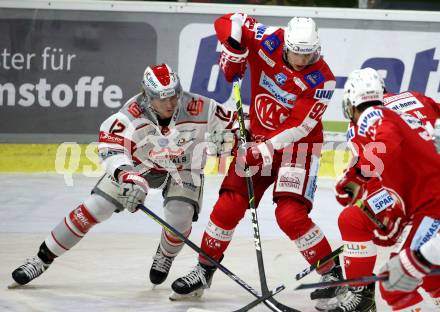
[{"xmin": 0, "ymin": 144, "xmax": 350, "ymax": 178}]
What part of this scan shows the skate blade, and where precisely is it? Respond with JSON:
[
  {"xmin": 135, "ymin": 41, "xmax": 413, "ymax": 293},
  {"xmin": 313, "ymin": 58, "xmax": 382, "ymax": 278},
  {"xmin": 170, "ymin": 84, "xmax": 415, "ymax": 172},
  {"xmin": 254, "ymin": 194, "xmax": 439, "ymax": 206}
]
[{"xmin": 169, "ymin": 289, "xmax": 204, "ymax": 301}]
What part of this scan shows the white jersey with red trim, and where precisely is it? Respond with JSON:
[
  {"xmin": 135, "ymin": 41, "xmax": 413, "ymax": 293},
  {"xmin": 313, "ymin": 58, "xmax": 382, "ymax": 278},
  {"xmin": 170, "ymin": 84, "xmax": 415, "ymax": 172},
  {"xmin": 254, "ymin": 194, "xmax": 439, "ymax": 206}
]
[
  {"xmin": 214, "ymin": 13, "xmax": 336, "ymax": 149},
  {"xmin": 98, "ymin": 91, "xmax": 235, "ymax": 176}
]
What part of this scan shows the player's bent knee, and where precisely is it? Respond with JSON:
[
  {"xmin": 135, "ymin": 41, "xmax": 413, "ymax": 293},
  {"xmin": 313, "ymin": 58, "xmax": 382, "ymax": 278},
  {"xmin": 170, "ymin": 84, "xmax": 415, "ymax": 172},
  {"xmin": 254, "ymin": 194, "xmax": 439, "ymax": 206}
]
[
  {"xmin": 275, "ymin": 197, "xmax": 312, "ymax": 238},
  {"xmin": 337, "ymin": 207, "xmax": 352, "ymax": 232},
  {"xmin": 210, "ymin": 190, "xmax": 247, "ymax": 230},
  {"xmin": 164, "ymin": 200, "xmax": 194, "ymax": 233},
  {"xmin": 83, "ymin": 194, "xmax": 117, "ymax": 222}
]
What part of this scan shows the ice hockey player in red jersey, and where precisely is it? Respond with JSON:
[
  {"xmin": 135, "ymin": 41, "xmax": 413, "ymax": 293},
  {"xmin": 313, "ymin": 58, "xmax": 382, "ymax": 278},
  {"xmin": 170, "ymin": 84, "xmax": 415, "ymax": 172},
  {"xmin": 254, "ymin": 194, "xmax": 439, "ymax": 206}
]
[
  {"xmin": 171, "ymin": 13, "xmax": 345, "ymax": 310},
  {"xmin": 333, "ymin": 67, "xmax": 440, "ymax": 311},
  {"xmin": 10, "ymin": 63, "xmax": 237, "ymax": 288}
]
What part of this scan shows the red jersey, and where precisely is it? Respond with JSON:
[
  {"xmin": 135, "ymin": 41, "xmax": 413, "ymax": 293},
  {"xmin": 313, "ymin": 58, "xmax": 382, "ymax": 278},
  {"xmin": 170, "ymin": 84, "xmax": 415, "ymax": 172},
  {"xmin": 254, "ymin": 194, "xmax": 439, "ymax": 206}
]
[
  {"xmin": 347, "ymin": 91, "xmax": 440, "ymax": 165},
  {"xmin": 215, "ymin": 13, "xmax": 336, "ymax": 150},
  {"xmin": 354, "ymin": 106, "xmax": 440, "ymax": 219},
  {"xmin": 383, "ymin": 91, "xmax": 440, "ymax": 133}
]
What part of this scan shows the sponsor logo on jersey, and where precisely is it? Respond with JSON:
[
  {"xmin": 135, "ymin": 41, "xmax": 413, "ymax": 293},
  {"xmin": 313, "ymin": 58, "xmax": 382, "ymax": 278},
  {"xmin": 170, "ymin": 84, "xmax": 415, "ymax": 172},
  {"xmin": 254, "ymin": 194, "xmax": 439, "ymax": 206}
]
[
  {"xmin": 383, "ymin": 92, "xmax": 413, "ymax": 104},
  {"xmin": 276, "ymin": 166, "xmax": 305, "ymax": 194},
  {"xmin": 255, "ymin": 23, "xmax": 267, "ymax": 39},
  {"xmin": 257, "ymin": 49, "xmax": 275, "ymax": 67},
  {"xmin": 304, "ymin": 70, "xmax": 325, "ymax": 88},
  {"xmin": 274, "ymin": 72, "xmax": 287, "ymax": 86},
  {"xmin": 149, "ymin": 147, "xmax": 187, "ymax": 167},
  {"xmin": 294, "ymin": 77, "xmax": 308, "ymax": 91},
  {"xmin": 411, "ymin": 217, "xmax": 440, "ymax": 250},
  {"xmin": 187, "ymin": 98, "xmax": 204, "ymax": 116},
  {"xmin": 346, "ymin": 126, "xmax": 355, "ymax": 142},
  {"xmin": 261, "ymin": 34, "xmax": 280, "ymax": 54},
  {"xmin": 99, "ymin": 131, "xmax": 124, "ymax": 145},
  {"xmin": 358, "ymin": 109, "xmax": 383, "ymax": 136},
  {"xmin": 314, "ymin": 89, "xmax": 334, "ymax": 101},
  {"xmin": 127, "ymin": 102, "xmax": 142, "ymax": 118},
  {"xmin": 367, "ymin": 189, "xmax": 394, "ymax": 214},
  {"xmin": 386, "ymin": 98, "xmax": 424, "ymax": 113},
  {"xmin": 304, "ymin": 154, "xmax": 319, "ymax": 202},
  {"xmin": 259, "ymin": 72, "xmax": 296, "ymax": 107}
]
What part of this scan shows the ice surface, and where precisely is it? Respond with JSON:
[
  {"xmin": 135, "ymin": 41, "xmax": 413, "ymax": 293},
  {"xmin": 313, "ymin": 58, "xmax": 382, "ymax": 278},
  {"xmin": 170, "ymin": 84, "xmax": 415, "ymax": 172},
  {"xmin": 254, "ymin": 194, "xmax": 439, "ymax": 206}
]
[{"xmin": 0, "ymin": 173, "xmax": 407, "ymax": 311}]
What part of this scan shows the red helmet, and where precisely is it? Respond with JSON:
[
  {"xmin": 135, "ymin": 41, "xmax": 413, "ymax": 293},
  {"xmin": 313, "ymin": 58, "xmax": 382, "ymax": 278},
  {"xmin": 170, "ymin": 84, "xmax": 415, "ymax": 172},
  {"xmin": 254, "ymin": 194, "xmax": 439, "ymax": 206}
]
[{"xmin": 141, "ymin": 63, "xmax": 182, "ymax": 101}]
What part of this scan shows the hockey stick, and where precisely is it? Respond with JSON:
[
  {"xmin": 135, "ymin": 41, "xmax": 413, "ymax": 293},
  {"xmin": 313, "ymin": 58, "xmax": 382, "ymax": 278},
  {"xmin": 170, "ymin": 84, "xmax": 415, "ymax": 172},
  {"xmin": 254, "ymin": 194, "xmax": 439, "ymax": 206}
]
[
  {"xmin": 137, "ymin": 204, "xmax": 288, "ymax": 312},
  {"xmin": 356, "ymin": 200, "xmax": 386, "ymax": 231},
  {"xmin": 342, "ymin": 186, "xmax": 386, "ymax": 231},
  {"xmin": 233, "ymin": 78, "xmax": 300, "ymax": 312},
  {"xmin": 295, "ymin": 268, "xmax": 440, "ymax": 290},
  {"xmin": 295, "ymin": 245, "xmax": 344, "ymax": 280}
]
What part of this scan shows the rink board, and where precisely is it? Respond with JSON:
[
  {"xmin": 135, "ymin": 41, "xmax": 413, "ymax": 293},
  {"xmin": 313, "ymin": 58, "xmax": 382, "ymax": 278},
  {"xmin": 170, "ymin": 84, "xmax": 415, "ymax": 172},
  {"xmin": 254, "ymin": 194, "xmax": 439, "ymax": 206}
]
[{"xmin": 1, "ymin": 1, "xmax": 440, "ymax": 144}]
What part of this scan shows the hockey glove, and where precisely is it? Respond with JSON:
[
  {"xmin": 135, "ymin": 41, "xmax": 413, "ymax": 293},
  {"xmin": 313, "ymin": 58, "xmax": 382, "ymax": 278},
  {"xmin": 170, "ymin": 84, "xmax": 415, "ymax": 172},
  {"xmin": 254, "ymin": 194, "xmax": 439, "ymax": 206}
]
[
  {"xmin": 206, "ymin": 130, "xmax": 237, "ymax": 156},
  {"xmin": 334, "ymin": 167, "xmax": 367, "ymax": 207},
  {"xmin": 118, "ymin": 171, "xmax": 149, "ymax": 213},
  {"xmin": 237, "ymin": 141, "xmax": 274, "ymax": 168},
  {"xmin": 356, "ymin": 180, "xmax": 407, "ymax": 247},
  {"xmin": 219, "ymin": 38, "xmax": 249, "ymax": 82},
  {"xmin": 380, "ymin": 248, "xmax": 431, "ymax": 292}
]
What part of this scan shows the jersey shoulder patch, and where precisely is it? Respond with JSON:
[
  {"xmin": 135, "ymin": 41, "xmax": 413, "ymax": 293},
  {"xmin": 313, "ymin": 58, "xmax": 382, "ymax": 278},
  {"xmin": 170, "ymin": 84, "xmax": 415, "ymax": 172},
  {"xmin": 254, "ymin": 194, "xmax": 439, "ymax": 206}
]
[
  {"xmin": 304, "ymin": 70, "xmax": 325, "ymax": 88},
  {"xmin": 261, "ymin": 33, "xmax": 281, "ymax": 54},
  {"xmin": 177, "ymin": 92, "xmax": 210, "ymax": 124},
  {"xmin": 358, "ymin": 108, "xmax": 383, "ymax": 136}
]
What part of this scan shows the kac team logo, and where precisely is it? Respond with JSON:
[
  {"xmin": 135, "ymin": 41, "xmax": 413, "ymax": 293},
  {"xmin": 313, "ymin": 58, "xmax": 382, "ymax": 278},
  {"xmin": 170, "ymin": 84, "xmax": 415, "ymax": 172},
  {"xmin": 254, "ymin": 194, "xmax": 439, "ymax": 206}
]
[{"xmin": 254, "ymin": 93, "xmax": 289, "ymax": 130}]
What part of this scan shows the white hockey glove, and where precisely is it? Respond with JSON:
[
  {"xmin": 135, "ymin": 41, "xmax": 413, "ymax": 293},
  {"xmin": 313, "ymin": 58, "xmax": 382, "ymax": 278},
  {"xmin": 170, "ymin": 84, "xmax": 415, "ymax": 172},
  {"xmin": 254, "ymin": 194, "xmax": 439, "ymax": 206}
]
[
  {"xmin": 206, "ymin": 130, "xmax": 237, "ymax": 156},
  {"xmin": 380, "ymin": 248, "xmax": 431, "ymax": 292},
  {"xmin": 118, "ymin": 171, "xmax": 149, "ymax": 213}
]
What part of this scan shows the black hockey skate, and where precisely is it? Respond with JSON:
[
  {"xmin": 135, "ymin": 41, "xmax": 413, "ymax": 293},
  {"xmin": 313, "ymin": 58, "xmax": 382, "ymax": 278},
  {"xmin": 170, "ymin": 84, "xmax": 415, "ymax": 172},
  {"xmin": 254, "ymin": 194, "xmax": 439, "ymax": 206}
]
[
  {"xmin": 149, "ymin": 245, "xmax": 175, "ymax": 285},
  {"xmin": 328, "ymin": 283, "xmax": 376, "ymax": 312},
  {"xmin": 169, "ymin": 262, "xmax": 217, "ymax": 300},
  {"xmin": 311, "ymin": 264, "xmax": 348, "ymax": 311},
  {"xmin": 10, "ymin": 256, "xmax": 51, "ymax": 287}
]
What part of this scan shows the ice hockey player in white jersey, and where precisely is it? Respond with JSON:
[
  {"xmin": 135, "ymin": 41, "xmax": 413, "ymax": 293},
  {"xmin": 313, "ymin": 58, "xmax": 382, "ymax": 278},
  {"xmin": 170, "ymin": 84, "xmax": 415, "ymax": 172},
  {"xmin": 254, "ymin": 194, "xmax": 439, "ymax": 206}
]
[{"xmin": 10, "ymin": 63, "xmax": 236, "ymax": 288}]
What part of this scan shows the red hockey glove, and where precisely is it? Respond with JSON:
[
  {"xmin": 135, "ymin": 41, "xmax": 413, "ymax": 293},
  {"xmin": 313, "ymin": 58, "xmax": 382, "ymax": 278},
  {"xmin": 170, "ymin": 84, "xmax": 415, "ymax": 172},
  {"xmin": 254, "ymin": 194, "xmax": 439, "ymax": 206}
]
[
  {"xmin": 356, "ymin": 180, "xmax": 407, "ymax": 246},
  {"xmin": 118, "ymin": 170, "xmax": 149, "ymax": 213},
  {"xmin": 334, "ymin": 167, "xmax": 367, "ymax": 207},
  {"xmin": 237, "ymin": 141, "xmax": 274, "ymax": 168},
  {"xmin": 219, "ymin": 40, "xmax": 249, "ymax": 83}
]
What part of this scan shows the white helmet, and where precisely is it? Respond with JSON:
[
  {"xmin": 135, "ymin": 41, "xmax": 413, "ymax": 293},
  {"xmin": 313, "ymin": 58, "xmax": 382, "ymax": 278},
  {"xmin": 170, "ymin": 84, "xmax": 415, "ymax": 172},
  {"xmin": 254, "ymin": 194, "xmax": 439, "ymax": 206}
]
[
  {"xmin": 285, "ymin": 17, "xmax": 321, "ymax": 56},
  {"xmin": 142, "ymin": 63, "xmax": 182, "ymax": 101},
  {"xmin": 342, "ymin": 67, "xmax": 384, "ymax": 119}
]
